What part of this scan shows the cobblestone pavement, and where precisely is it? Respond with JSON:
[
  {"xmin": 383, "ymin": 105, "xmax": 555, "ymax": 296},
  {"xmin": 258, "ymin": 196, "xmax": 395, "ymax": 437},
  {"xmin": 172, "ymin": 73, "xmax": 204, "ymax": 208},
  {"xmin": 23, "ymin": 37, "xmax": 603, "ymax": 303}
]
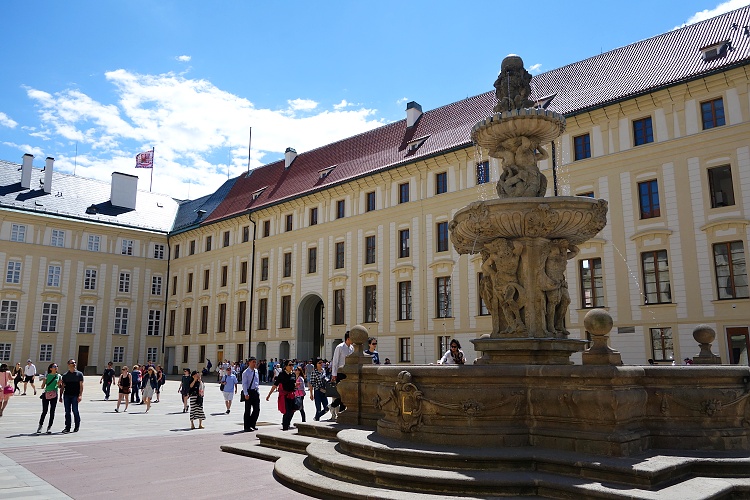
[{"xmin": 0, "ymin": 375, "xmax": 309, "ymax": 499}]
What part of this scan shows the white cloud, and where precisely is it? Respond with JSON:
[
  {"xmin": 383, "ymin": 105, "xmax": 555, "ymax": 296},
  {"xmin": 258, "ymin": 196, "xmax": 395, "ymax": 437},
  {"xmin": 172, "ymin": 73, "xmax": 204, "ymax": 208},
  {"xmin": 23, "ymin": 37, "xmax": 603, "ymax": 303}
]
[
  {"xmin": 680, "ymin": 0, "xmax": 747, "ymax": 26},
  {"xmin": 176, "ymin": 55, "xmax": 192, "ymax": 62},
  {"xmin": 287, "ymin": 98, "xmax": 318, "ymax": 111},
  {"xmin": 396, "ymin": 97, "xmax": 408, "ymax": 106},
  {"xmin": 333, "ymin": 99, "xmax": 350, "ymax": 110},
  {"xmin": 528, "ymin": 63, "xmax": 542, "ymax": 74},
  {"xmin": 0, "ymin": 112, "xmax": 17, "ymax": 128}
]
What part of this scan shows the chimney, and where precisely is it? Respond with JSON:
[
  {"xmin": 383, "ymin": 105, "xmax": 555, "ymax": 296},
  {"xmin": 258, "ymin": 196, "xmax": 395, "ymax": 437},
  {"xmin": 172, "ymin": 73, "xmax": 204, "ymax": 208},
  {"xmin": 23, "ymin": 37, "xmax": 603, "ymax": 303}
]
[
  {"xmin": 43, "ymin": 157, "xmax": 54, "ymax": 194},
  {"xmin": 284, "ymin": 147, "xmax": 297, "ymax": 169},
  {"xmin": 20, "ymin": 153, "xmax": 33, "ymax": 189},
  {"xmin": 110, "ymin": 172, "xmax": 138, "ymax": 210},
  {"xmin": 406, "ymin": 101, "xmax": 422, "ymax": 128}
]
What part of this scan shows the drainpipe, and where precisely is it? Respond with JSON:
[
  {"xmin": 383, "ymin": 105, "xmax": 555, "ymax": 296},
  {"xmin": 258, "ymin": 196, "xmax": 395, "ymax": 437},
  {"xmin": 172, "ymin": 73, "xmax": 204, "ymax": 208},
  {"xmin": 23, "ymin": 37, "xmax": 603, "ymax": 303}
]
[
  {"xmin": 551, "ymin": 141, "xmax": 558, "ymax": 196},
  {"xmin": 247, "ymin": 215, "xmax": 257, "ymax": 355}
]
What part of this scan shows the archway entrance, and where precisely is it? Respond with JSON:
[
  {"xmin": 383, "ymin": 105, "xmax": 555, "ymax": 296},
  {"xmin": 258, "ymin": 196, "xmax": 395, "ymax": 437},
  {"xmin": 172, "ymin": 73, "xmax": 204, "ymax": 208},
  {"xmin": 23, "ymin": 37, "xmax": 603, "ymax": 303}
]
[{"xmin": 297, "ymin": 293, "xmax": 324, "ymax": 361}]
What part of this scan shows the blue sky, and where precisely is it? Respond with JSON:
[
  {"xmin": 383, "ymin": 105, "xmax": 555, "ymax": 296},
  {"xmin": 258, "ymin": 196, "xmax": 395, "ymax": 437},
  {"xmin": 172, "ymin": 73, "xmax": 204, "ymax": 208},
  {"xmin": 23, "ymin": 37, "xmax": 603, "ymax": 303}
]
[{"xmin": 0, "ymin": 0, "xmax": 746, "ymax": 199}]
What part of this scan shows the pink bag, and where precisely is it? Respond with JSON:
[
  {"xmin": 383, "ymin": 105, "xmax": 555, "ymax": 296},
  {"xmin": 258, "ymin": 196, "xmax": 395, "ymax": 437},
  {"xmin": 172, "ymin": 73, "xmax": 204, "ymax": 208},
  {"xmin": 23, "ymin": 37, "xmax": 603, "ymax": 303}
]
[{"xmin": 3, "ymin": 385, "xmax": 13, "ymax": 395}]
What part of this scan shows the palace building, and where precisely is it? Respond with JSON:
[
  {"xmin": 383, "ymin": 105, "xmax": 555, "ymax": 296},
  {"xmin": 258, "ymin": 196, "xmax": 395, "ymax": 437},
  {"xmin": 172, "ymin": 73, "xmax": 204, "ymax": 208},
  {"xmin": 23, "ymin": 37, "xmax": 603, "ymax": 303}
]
[{"xmin": 1, "ymin": 6, "xmax": 749, "ymax": 373}]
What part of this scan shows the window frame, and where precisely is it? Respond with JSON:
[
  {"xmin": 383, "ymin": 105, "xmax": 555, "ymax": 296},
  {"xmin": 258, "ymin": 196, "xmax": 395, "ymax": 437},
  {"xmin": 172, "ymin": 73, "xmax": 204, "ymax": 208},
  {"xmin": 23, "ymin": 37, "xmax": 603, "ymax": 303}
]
[
  {"xmin": 398, "ymin": 281, "xmax": 412, "ymax": 320},
  {"xmin": 5, "ymin": 260, "xmax": 21, "ymax": 284},
  {"xmin": 579, "ymin": 258, "xmax": 604, "ymax": 308},
  {"xmin": 436, "ymin": 276, "xmax": 452, "ymax": 318},
  {"xmin": 309, "ymin": 207, "xmax": 318, "ymax": 226},
  {"xmin": 336, "ymin": 199, "xmax": 345, "ymax": 219},
  {"xmin": 147, "ymin": 310, "xmax": 161, "ymax": 336},
  {"xmin": 260, "ymin": 257, "xmax": 269, "ymax": 281},
  {"xmin": 399, "ymin": 183, "xmax": 409, "ymax": 204},
  {"xmin": 633, "ymin": 116, "xmax": 654, "ymax": 146},
  {"xmin": 364, "ymin": 285, "xmax": 377, "ymax": 323},
  {"xmin": 641, "ymin": 250, "xmax": 671, "ymax": 305},
  {"xmin": 0, "ymin": 300, "xmax": 19, "ymax": 330},
  {"xmin": 121, "ymin": 238, "xmax": 133, "ymax": 256},
  {"xmin": 713, "ymin": 240, "xmax": 749, "ymax": 300},
  {"xmin": 333, "ymin": 289, "xmax": 345, "ymax": 325},
  {"xmin": 399, "ymin": 229, "xmax": 410, "ymax": 258},
  {"xmin": 573, "ymin": 133, "xmax": 591, "ymax": 161},
  {"xmin": 78, "ymin": 305, "xmax": 95, "ymax": 334},
  {"xmin": 283, "ymin": 252, "xmax": 292, "ymax": 278},
  {"xmin": 41, "ymin": 302, "xmax": 59, "ymax": 332},
  {"xmin": 435, "ymin": 172, "xmax": 448, "ymax": 195},
  {"xmin": 365, "ymin": 235, "xmax": 376, "ymax": 265},
  {"xmin": 436, "ymin": 222, "xmax": 449, "ymax": 252},
  {"xmin": 707, "ymin": 165, "xmax": 735, "ymax": 208},
  {"xmin": 701, "ymin": 97, "xmax": 725, "ymax": 130},
  {"xmin": 637, "ymin": 179, "xmax": 661, "ymax": 219},
  {"xmin": 335, "ymin": 242, "xmax": 345, "ymax": 269},
  {"xmin": 114, "ymin": 307, "xmax": 129, "ymax": 335},
  {"xmin": 47, "ymin": 265, "xmax": 61, "ymax": 287},
  {"xmin": 10, "ymin": 224, "xmax": 26, "ymax": 243},
  {"xmin": 119, "ymin": 271, "xmax": 131, "ymax": 293},
  {"xmin": 258, "ymin": 298, "xmax": 268, "ymax": 330},
  {"xmin": 152, "ymin": 275, "xmax": 162, "ymax": 296},
  {"xmin": 399, "ymin": 337, "xmax": 411, "ymax": 363},
  {"xmin": 88, "ymin": 235, "xmax": 100, "ymax": 252},
  {"xmin": 51, "ymin": 229, "xmax": 65, "ymax": 248},
  {"xmin": 281, "ymin": 295, "xmax": 291, "ymax": 328},
  {"xmin": 308, "ymin": 247, "xmax": 317, "ymax": 274},
  {"xmin": 476, "ymin": 161, "xmax": 490, "ymax": 185},
  {"xmin": 366, "ymin": 191, "xmax": 376, "ymax": 212},
  {"xmin": 650, "ymin": 327, "xmax": 674, "ymax": 362}
]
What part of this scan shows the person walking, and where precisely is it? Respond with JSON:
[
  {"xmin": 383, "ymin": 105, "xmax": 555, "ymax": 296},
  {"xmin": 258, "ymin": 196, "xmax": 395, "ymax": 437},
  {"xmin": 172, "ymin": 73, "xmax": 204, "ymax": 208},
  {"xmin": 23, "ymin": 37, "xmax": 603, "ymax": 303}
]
[
  {"xmin": 142, "ymin": 366, "xmax": 157, "ymax": 413},
  {"xmin": 154, "ymin": 365, "xmax": 165, "ymax": 403},
  {"xmin": 23, "ymin": 359, "xmax": 37, "ymax": 395},
  {"xmin": 115, "ymin": 366, "xmax": 131, "ymax": 412},
  {"xmin": 438, "ymin": 339, "xmax": 466, "ymax": 365},
  {"xmin": 37, "ymin": 363, "xmax": 61, "ymax": 433},
  {"xmin": 330, "ymin": 331, "xmax": 353, "ymax": 413},
  {"xmin": 220, "ymin": 366, "xmax": 238, "ymax": 414},
  {"xmin": 12, "ymin": 362, "xmax": 23, "ymax": 394},
  {"xmin": 130, "ymin": 365, "xmax": 141, "ymax": 404},
  {"xmin": 179, "ymin": 368, "xmax": 191, "ymax": 413},
  {"xmin": 59, "ymin": 359, "xmax": 84, "ymax": 433},
  {"xmin": 0, "ymin": 363, "xmax": 13, "ymax": 417},
  {"xmin": 266, "ymin": 359, "xmax": 297, "ymax": 431},
  {"xmin": 241, "ymin": 357, "xmax": 260, "ymax": 431},
  {"xmin": 293, "ymin": 366, "xmax": 306, "ymax": 423},
  {"xmin": 188, "ymin": 370, "xmax": 205, "ymax": 429},
  {"xmin": 308, "ymin": 358, "xmax": 330, "ymax": 421},
  {"xmin": 99, "ymin": 361, "xmax": 115, "ymax": 401}
]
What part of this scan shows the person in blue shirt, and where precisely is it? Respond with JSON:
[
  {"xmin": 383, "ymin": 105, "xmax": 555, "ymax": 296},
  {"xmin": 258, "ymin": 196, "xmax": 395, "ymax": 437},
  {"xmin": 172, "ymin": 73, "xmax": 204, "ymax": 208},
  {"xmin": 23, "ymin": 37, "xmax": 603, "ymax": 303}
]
[
  {"xmin": 221, "ymin": 367, "xmax": 238, "ymax": 414},
  {"xmin": 364, "ymin": 337, "xmax": 380, "ymax": 365},
  {"xmin": 241, "ymin": 357, "xmax": 260, "ymax": 431}
]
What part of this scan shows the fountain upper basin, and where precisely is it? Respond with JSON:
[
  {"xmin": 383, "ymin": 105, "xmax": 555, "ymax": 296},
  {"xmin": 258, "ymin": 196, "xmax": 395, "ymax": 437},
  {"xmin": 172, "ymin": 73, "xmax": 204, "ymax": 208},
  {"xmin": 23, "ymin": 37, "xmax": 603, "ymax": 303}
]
[{"xmin": 471, "ymin": 108, "xmax": 566, "ymax": 153}]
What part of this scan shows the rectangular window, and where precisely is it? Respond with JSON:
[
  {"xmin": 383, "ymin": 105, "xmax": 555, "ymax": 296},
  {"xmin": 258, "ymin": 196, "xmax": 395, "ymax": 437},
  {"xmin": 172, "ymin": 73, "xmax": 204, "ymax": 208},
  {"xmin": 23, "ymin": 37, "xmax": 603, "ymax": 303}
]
[
  {"xmin": 399, "ymin": 337, "xmax": 411, "ymax": 363},
  {"xmin": 187, "ymin": 272, "xmax": 193, "ymax": 293},
  {"xmin": 478, "ymin": 273, "xmax": 489, "ymax": 316},
  {"xmin": 189, "ymin": 240, "xmax": 196, "ymax": 255},
  {"xmin": 283, "ymin": 252, "xmax": 292, "ymax": 278},
  {"xmin": 47, "ymin": 265, "xmax": 61, "ymax": 287},
  {"xmin": 218, "ymin": 303, "xmax": 227, "ymax": 332},
  {"xmin": 309, "ymin": 207, "xmax": 318, "ymax": 226},
  {"xmin": 701, "ymin": 97, "xmax": 725, "ymax": 130},
  {"xmin": 6, "ymin": 260, "xmax": 21, "ymax": 284},
  {"xmin": 172, "ymin": 275, "xmax": 177, "ymax": 295},
  {"xmin": 574, "ymin": 134, "xmax": 591, "ymax": 160},
  {"xmin": 335, "ymin": 242, "xmax": 345, "ymax": 269},
  {"xmin": 714, "ymin": 241, "xmax": 749, "ymax": 299},
  {"xmin": 633, "ymin": 117, "xmax": 653, "ymax": 146},
  {"xmin": 78, "ymin": 305, "xmax": 95, "ymax": 334},
  {"xmin": 203, "ymin": 269, "xmax": 210, "ymax": 290},
  {"xmin": 237, "ymin": 300, "xmax": 247, "ymax": 331},
  {"xmin": 240, "ymin": 261, "xmax": 248, "ymax": 284},
  {"xmin": 40, "ymin": 344, "xmax": 53, "ymax": 362},
  {"xmin": 258, "ymin": 298, "xmax": 268, "ymax": 330},
  {"xmin": 205, "ymin": 235, "xmax": 212, "ymax": 252},
  {"xmin": 41, "ymin": 303, "xmax": 59, "ymax": 332},
  {"xmin": 308, "ymin": 247, "xmax": 317, "ymax": 274},
  {"xmin": 169, "ymin": 309, "xmax": 176, "ymax": 336},
  {"xmin": 0, "ymin": 343, "xmax": 11, "ymax": 362},
  {"xmin": 366, "ymin": 191, "xmax": 376, "ymax": 212},
  {"xmin": 398, "ymin": 229, "xmax": 410, "ymax": 258},
  {"xmin": 121, "ymin": 239, "xmax": 133, "ymax": 255},
  {"xmin": 200, "ymin": 305, "xmax": 209, "ymax": 334},
  {"xmin": 174, "ymin": 244, "xmax": 180, "ymax": 259},
  {"xmin": 152, "ymin": 275, "xmax": 162, "ymax": 295},
  {"xmin": 153, "ymin": 244, "xmax": 165, "ymax": 259},
  {"xmin": 476, "ymin": 161, "xmax": 490, "ymax": 185},
  {"xmin": 579, "ymin": 258, "xmax": 604, "ymax": 308},
  {"xmin": 199, "ymin": 345, "xmax": 206, "ymax": 364},
  {"xmin": 365, "ymin": 235, "xmax": 376, "ymax": 264},
  {"xmin": 119, "ymin": 272, "xmax": 131, "ymax": 293},
  {"xmin": 333, "ymin": 289, "xmax": 345, "ymax": 325},
  {"xmin": 242, "ymin": 226, "xmax": 250, "ymax": 243},
  {"xmin": 436, "ymin": 222, "xmax": 449, "ymax": 252},
  {"xmin": 221, "ymin": 265, "xmax": 228, "ymax": 287},
  {"xmin": 263, "ymin": 220, "xmax": 270, "ymax": 238},
  {"xmin": 436, "ymin": 277, "xmax": 452, "ymax": 318},
  {"xmin": 113, "ymin": 346, "xmax": 124, "ymax": 363},
  {"xmin": 182, "ymin": 346, "xmax": 189, "ymax": 363},
  {"xmin": 10, "ymin": 224, "xmax": 26, "ymax": 242},
  {"xmin": 223, "ymin": 231, "xmax": 230, "ymax": 248},
  {"xmin": 114, "ymin": 307, "xmax": 129, "ymax": 335},
  {"xmin": 184, "ymin": 307, "xmax": 192, "ymax": 335},
  {"xmin": 642, "ymin": 250, "xmax": 671, "ymax": 304},
  {"xmin": 399, "ymin": 183, "xmax": 409, "ymax": 204},
  {"xmin": 438, "ymin": 336, "xmax": 451, "ymax": 358},
  {"xmin": 364, "ymin": 285, "xmax": 377, "ymax": 323},
  {"xmin": 0, "ymin": 300, "xmax": 18, "ymax": 330},
  {"xmin": 336, "ymin": 200, "xmax": 345, "ymax": 219},
  {"xmin": 147, "ymin": 347, "xmax": 158, "ymax": 363},
  {"xmin": 261, "ymin": 257, "xmax": 269, "ymax": 281},
  {"xmin": 650, "ymin": 327, "xmax": 674, "ymax": 362},
  {"xmin": 148, "ymin": 310, "xmax": 161, "ymax": 336},
  {"xmin": 577, "ymin": 191, "xmax": 595, "ymax": 198},
  {"xmin": 398, "ymin": 281, "xmax": 412, "ymax": 320},
  {"xmin": 436, "ymin": 172, "xmax": 447, "ymax": 194},
  {"xmin": 281, "ymin": 295, "xmax": 291, "ymax": 328},
  {"xmin": 88, "ymin": 235, "xmax": 100, "ymax": 252},
  {"xmin": 638, "ymin": 179, "xmax": 660, "ymax": 219},
  {"xmin": 708, "ymin": 165, "xmax": 735, "ymax": 208},
  {"xmin": 51, "ymin": 229, "xmax": 65, "ymax": 248},
  {"xmin": 286, "ymin": 214, "xmax": 293, "ymax": 232}
]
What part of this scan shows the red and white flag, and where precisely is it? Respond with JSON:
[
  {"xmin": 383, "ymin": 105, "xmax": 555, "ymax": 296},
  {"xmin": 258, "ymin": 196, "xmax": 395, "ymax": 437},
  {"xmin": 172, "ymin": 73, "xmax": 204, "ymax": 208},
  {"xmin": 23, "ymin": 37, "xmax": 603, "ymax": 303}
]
[{"xmin": 135, "ymin": 150, "xmax": 154, "ymax": 169}]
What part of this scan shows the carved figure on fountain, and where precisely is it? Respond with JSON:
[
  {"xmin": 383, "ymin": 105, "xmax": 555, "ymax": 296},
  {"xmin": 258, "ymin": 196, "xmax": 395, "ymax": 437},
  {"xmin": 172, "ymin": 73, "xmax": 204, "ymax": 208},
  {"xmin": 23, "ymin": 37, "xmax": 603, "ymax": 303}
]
[
  {"xmin": 538, "ymin": 239, "xmax": 579, "ymax": 337},
  {"xmin": 493, "ymin": 54, "xmax": 534, "ymax": 113},
  {"xmin": 481, "ymin": 238, "xmax": 527, "ymax": 337},
  {"xmin": 495, "ymin": 136, "xmax": 549, "ymax": 198}
]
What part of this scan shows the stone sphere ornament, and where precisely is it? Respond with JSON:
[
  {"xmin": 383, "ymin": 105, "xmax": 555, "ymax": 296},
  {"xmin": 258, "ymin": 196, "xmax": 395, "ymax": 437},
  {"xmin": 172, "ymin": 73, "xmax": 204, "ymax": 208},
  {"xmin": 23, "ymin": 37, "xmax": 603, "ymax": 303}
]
[
  {"xmin": 583, "ymin": 308, "xmax": 614, "ymax": 338},
  {"xmin": 693, "ymin": 324, "xmax": 717, "ymax": 345}
]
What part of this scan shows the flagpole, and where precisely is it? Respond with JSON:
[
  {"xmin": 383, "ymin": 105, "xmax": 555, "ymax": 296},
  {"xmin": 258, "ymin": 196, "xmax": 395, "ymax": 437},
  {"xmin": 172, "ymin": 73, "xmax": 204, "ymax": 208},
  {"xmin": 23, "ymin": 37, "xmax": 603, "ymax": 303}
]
[{"xmin": 150, "ymin": 147, "xmax": 154, "ymax": 192}]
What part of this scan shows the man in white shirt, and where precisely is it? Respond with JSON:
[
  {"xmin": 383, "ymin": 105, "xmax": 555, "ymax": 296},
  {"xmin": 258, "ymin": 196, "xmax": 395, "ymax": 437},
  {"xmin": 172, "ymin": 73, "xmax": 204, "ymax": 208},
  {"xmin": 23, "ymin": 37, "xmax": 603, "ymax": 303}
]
[
  {"xmin": 330, "ymin": 331, "xmax": 353, "ymax": 413},
  {"xmin": 23, "ymin": 359, "xmax": 37, "ymax": 396}
]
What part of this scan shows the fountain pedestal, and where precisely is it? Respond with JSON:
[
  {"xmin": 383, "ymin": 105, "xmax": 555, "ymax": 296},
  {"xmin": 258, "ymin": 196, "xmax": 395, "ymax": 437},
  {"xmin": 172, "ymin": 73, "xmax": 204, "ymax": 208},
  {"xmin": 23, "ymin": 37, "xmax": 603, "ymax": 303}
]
[{"xmin": 472, "ymin": 337, "xmax": 586, "ymax": 364}]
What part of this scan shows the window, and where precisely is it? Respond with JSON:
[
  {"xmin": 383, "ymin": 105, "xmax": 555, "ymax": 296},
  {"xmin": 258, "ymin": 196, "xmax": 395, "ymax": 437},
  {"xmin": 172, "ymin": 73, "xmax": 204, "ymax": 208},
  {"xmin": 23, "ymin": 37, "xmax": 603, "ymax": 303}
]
[
  {"xmin": 189, "ymin": 240, "xmax": 196, "ymax": 255},
  {"xmin": 51, "ymin": 229, "xmax": 65, "ymax": 248},
  {"xmin": 399, "ymin": 229, "xmax": 410, "ymax": 258},
  {"xmin": 182, "ymin": 346, "xmax": 189, "ymax": 363},
  {"xmin": 237, "ymin": 343, "xmax": 244, "ymax": 361},
  {"xmin": 223, "ymin": 231, "xmax": 230, "ymax": 248},
  {"xmin": 333, "ymin": 289, "xmax": 345, "ymax": 325},
  {"xmin": 153, "ymin": 244, "xmax": 165, "ymax": 259},
  {"xmin": 283, "ymin": 252, "xmax": 292, "ymax": 278},
  {"xmin": 172, "ymin": 275, "xmax": 177, "ymax": 295},
  {"xmin": 184, "ymin": 307, "xmax": 192, "ymax": 335},
  {"xmin": 203, "ymin": 269, "xmax": 210, "ymax": 290},
  {"xmin": 258, "ymin": 298, "xmax": 268, "ymax": 330},
  {"xmin": 281, "ymin": 295, "xmax": 291, "ymax": 328},
  {"xmin": 366, "ymin": 191, "xmax": 376, "ymax": 212},
  {"xmin": 148, "ymin": 310, "xmax": 161, "ymax": 336},
  {"xmin": 79, "ymin": 305, "xmax": 95, "ymax": 334},
  {"xmin": 200, "ymin": 305, "xmax": 209, "ymax": 334},
  {"xmin": 10, "ymin": 224, "xmax": 26, "ymax": 242},
  {"xmin": 577, "ymin": 191, "xmax": 595, "ymax": 198},
  {"xmin": 240, "ymin": 261, "xmax": 248, "ymax": 284},
  {"xmin": 121, "ymin": 239, "xmax": 133, "ymax": 255},
  {"xmin": 708, "ymin": 165, "xmax": 735, "ymax": 208},
  {"xmin": 336, "ymin": 200, "xmax": 345, "ymax": 219},
  {"xmin": 169, "ymin": 310, "xmax": 176, "ymax": 336},
  {"xmin": 580, "ymin": 258, "xmax": 604, "ymax": 308},
  {"xmin": 436, "ymin": 222, "xmax": 449, "ymax": 252},
  {"xmin": 174, "ymin": 244, "xmax": 180, "ymax": 259},
  {"xmin": 478, "ymin": 273, "xmax": 489, "ymax": 316},
  {"xmin": 221, "ymin": 265, "xmax": 228, "ymax": 287},
  {"xmin": 335, "ymin": 242, "xmax": 345, "ymax": 269},
  {"xmin": 286, "ymin": 214, "xmax": 293, "ymax": 232},
  {"xmin": 242, "ymin": 226, "xmax": 250, "ymax": 243},
  {"xmin": 88, "ymin": 235, "xmax": 100, "ymax": 252},
  {"xmin": 398, "ymin": 281, "xmax": 412, "ymax": 320},
  {"xmin": 6, "ymin": 260, "xmax": 21, "ymax": 284},
  {"xmin": 237, "ymin": 300, "xmax": 247, "ymax": 331},
  {"xmin": 701, "ymin": 97, "xmax": 725, "ymax": 130},
  {"xmin": 114, "ymin": 307, "xmax": 129, "ymax": 335},
  {"xmin": 113, "ymin": 346, "xmax": 124, "ymax": 363},
  {"xmin": 218, "ymin": 303, "xmax": 227, "ymax": 332},
  {"xmin": 399, "ymin": 337, "xmax": 411, "ymax": 363},
  {"xmin": 47, "ymin": 265, "xmax": 61, "ymax": 287},
  {"xmin": 260, "ymin": 257, "xmax": 269, "ymax": 281},
  {"xmin": 205, "ymin": 236, "xmax": 212, "ymax": 252},
  {"xmin": 642, "ymin": 250, "xmax": 671, "ymax": 304},
  {"xmin": 399, "ymin": 182, "xmax": 410, "ymax": 203},
  {"xmin": 41, "ymin": 303, "xmax": 59, "ymax": 332},
  {"xmin": 574, "ymin": 134, "xmax": 591, "ymax": 160},
  {"xmin": 0, "ymin": 300, "xmax": 18, "ymax": 330},
  {"xmin": 199, "ymin": 345, "xmax": 206, "ymax": 364},
  {"xmin": 152, "ymin": 275, "xmax": 162, "ymax": 295},
  {"xmin": 187, "ymin": 272, "xmax": 194, "ymax": 293},
  {"xmin": 438, "ymin": 336, "xmax": 452, "ymax": 357},
  {"xmin": 308, "ymin": 247, "xmax": 317, "ymax": 274},
  {"xmin": 40, "ymin": 344, "xmax": 53, "ymax": 362},
  {"xmin": 638, "ymin": 180, "xmax": 660, "ymax": 219},
  {"xmin": 364, "ymin": 285, "xmax": 377, "ymax": 323},
  {"xmin": 263, "ymin": 220, "xmax": 270, "ymax": 238},
  {"xmin": 365, "ymin": 235, "xmax": 376, "ymax": 264},
  {"xmin": 650, "ymin": 327, "xmax": 674, "ymax": 362},
  {"xmin": 633, "ymin": 117, "xmax": 653, "ymax": 146},
  {"xmin": 119, "ymin": 272, "xmax": 131, "ymax": 293},
  {"xmin": 147, "ymin": 347, "xmax": 158, "ymax": 363},
  {"xmin": 713, "ymin": 241, "xmax": 749, "ymax": 299},
  {"xmin": 309, "ymin": 207, "xmax": 318, "ymax": 226},
  {"xmin": 436, "ymin": 172, "xmax": 447, "ymax": 194},
  {"xmin": 476, "ymin": 161, "xmax": 490, "ymax": 184},
  {"xmin": 436, "ymin": 277, "xmax": 452, "ymax": 318},
  {"xmin": 0, "ymin": 343, "xmax": 10, "ymax": 362}
]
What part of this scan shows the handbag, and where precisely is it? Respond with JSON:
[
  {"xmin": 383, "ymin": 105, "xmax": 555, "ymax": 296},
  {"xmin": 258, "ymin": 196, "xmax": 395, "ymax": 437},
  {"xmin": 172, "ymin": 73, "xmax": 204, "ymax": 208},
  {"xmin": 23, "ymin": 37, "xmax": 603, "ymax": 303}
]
[
  {"xmin": 294, "ymin": 395, "xmax": 303, "ymax": 410},
  {"xmin": 219, "ymin": 375, "xmax": 226, "ymax": 391},
  {"xmin": 45, "ymin": 389, "xmax": 57, "ymax": 399},
  {"xmin": 196, "ymin": 394, "xmax": 204, "ymax": 405},
  {"xmin": 3, "ymin": 385, "xmax": 13, "ymax": 395}
]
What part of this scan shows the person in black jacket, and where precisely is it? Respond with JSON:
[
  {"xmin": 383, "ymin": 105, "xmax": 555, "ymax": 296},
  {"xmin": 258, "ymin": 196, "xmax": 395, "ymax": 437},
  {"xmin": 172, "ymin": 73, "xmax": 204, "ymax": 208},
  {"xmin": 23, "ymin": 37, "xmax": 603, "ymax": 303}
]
[{"xmin": 265, "ymin": 360, "xmax": 297, "ymax": 430}]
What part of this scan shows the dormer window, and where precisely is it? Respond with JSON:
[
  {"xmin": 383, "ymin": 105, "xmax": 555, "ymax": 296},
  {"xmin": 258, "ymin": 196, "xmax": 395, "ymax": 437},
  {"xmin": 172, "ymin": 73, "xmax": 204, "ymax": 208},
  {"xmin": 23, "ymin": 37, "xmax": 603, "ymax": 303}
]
[
  {"xmin": 319, "ymin": 165, "xmax": 336, "ymax": 180},
  {"xmin": 533, "ymin": 94, "xmax": 556, "ymax": 109},
  {"xmin": 701, "ymin": 41, "xmax": 729, "ymax": 62},
  {"xmin": 251, "ymin": 187, "xmax": 267, "ymax": 200},
  {"xmin": 406, "ymin": 136, "xmax": 429, "ymax": 153}
]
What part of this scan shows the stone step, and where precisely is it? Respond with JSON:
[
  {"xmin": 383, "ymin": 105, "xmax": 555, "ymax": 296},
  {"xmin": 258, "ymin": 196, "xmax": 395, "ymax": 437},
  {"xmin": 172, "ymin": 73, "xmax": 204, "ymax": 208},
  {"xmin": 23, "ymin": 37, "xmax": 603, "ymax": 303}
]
[
  {"xmin": 293, "ymin": 420, "xmax": 348, "ymax": 440},
  {"xmin": 256, "ymin": 429, "xmax": 319, "ymax": 454},
  {"xmin": 220, "ymin": 441, "xmax": 299, "ymax": 463}
]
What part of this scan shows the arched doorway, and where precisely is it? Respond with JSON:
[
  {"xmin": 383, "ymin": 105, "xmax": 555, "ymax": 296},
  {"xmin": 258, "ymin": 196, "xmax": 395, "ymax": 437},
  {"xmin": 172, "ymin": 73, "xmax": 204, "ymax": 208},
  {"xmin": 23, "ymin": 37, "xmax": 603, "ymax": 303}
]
[{"xmin": 297, "ymin": 293, "xmax": 324, "ymax": 361}]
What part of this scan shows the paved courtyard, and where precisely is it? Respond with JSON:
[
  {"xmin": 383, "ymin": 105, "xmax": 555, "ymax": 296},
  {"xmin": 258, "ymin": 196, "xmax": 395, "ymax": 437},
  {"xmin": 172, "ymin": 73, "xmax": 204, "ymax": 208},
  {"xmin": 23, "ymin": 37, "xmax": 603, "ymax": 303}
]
[{"xmin": 0, "ymin": 375, "xmax": 309, "ymax": 499}]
